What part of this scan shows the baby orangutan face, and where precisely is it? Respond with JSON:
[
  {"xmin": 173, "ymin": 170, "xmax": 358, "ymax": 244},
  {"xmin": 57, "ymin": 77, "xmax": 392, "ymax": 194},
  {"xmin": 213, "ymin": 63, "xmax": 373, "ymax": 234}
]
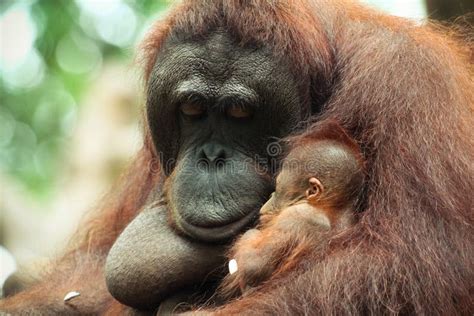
[
  {"xmin": 261, "ymin": 175, "xmax": 324, "ymax": 215},
  {"xmin": 259, "ymin": 150, "xmax": 330, "ymax": 228}
]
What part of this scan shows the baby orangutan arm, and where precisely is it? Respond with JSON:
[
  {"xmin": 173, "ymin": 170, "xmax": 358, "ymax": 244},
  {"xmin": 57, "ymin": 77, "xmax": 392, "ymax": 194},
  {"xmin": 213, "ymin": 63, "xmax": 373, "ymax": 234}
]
[{"xmin": 226, "ymin": 203, "xmax": 332, "ymax": 293}]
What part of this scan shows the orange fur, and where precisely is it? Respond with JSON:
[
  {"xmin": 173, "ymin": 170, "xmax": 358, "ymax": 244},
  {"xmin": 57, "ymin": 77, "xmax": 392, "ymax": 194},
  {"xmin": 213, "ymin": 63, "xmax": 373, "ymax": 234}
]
[{"xmin": 1, "ymin": 0, "xmax": 472, "ymax": 314}]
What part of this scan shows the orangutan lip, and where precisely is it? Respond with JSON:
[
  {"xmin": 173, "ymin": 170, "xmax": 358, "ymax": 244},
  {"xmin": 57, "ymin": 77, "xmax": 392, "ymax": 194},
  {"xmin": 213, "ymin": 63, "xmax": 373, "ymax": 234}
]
[{"xmin": 177, "ymin": 210, "xmax": 258, "ymax": 243}]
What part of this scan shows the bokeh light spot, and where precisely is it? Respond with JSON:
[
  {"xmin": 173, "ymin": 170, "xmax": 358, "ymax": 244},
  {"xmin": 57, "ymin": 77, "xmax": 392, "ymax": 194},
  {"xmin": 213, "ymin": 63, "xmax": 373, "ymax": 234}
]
[
  {"xmin": 0, "ymin": 109, "xmax": 16, "ymax": 148},
  {"xmin": 2, "ymin": 49, "xmax": 46, "ymax": 91},
  {"xmin": 34, "ymin": 138, "xmax": 66, "ymax": 178},
  {"xmin": 76, "ymin": 0, "xmax": 137, "ymax": 47},
  {"xmin": 0, "ymin": 6, "xmax": 37, "ymax": 71},
  {"xmin": 96, "ymin": 4, "xmax": 137, "ymax": 47},
  {"xmin": 32, "ymin": 90, "xmax": 77, "ymax": 137},
  {"xmin": 362, "ymin": 0, "xmax": 427, "ymax": 19},
  {"xmin": 56, "ymin": 33, "xmax": 102, "ymax": 75}
]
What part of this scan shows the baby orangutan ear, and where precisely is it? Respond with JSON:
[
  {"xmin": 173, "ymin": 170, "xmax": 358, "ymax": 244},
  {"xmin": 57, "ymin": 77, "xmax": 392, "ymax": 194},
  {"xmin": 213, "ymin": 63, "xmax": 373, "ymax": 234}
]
[{"xmin": 306, "ymin": 177, "xmax": 324, "ymax": 201}]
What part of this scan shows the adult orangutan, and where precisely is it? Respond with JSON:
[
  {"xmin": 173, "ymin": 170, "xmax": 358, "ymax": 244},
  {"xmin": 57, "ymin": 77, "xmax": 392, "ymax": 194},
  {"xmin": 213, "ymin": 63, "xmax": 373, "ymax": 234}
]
[{"xmin": 1, "ymin": 0, "xmax": 473, "ymax": 315}]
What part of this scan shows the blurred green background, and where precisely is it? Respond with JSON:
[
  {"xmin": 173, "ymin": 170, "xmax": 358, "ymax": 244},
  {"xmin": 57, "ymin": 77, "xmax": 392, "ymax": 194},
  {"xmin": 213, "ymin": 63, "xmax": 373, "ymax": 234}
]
[
  {"xmin": 1, "ymin": 0, "xmax": 170, "ymax": 199},
  {"xmin": 0, "ymin": 0, "xmax": 471, "ymax": 285}
]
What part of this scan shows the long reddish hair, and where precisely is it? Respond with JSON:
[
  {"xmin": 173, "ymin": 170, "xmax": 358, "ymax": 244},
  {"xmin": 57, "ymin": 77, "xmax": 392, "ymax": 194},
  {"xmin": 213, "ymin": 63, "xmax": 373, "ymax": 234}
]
[{"xmin": 1, "ymin": 1, "xmax": 472, "ymax": 314}]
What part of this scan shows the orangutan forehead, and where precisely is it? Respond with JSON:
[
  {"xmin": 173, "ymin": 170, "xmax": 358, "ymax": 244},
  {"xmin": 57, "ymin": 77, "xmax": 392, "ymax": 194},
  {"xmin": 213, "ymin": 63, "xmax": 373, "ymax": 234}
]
[{"xmin": 160, "ymin": 30, "xmax": 278, "ymax": 69}]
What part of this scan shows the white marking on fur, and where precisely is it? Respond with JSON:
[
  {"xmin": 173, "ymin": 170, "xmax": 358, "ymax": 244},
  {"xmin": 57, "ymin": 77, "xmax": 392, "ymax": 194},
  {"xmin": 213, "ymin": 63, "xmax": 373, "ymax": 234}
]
[
  {"xmin": 64, "ymin": 291, "xmax": 80, "ymax": 302},
  {"xmin": 228, "ymin": 259, "xmax": 238, "ymax": 275}
]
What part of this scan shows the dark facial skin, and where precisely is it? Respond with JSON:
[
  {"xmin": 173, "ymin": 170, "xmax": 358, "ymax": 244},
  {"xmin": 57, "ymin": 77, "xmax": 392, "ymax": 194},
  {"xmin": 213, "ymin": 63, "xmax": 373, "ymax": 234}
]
[
  {"xmin": 226, "ymin": 140, "xmax": 364, "ymax": 293},
  {"xmin": 147, "ymin": 30, "xmax": 303, "ymax": 242},
  {"xmin": 105, "ymin": 30, "xmax": 304, "ymax": 311}
]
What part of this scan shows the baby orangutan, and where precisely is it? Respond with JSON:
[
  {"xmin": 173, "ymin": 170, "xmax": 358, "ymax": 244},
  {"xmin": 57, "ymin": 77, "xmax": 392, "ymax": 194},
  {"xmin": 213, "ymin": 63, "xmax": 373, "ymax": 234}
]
[{"xmin": 225, "ymin": 121, "xmax": 366, "ymax": 294}]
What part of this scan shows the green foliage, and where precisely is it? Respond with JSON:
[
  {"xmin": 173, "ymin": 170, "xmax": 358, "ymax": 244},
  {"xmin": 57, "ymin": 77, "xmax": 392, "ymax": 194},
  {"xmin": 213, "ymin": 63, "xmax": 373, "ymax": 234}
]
[{"xmin": 0, "ymin": 0, "xmax": 169, "ymax": 199}]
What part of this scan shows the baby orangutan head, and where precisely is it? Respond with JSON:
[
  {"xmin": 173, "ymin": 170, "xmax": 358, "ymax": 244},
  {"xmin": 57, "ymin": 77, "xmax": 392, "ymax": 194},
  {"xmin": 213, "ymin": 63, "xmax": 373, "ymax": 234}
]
[{"xmin": 261, "ymin": 121, "xmax": 366, "ymax": 221}]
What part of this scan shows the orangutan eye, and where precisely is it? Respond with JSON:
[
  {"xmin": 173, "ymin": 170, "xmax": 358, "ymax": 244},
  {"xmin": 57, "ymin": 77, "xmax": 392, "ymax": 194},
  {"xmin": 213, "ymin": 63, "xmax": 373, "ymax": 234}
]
[
  {"xmin": 180, "ymin": 103, "xmax": 206, "ymax": 117},
  {"xmin": 226, "ymin": 104, "xmax": 253, "ymax": 119}
]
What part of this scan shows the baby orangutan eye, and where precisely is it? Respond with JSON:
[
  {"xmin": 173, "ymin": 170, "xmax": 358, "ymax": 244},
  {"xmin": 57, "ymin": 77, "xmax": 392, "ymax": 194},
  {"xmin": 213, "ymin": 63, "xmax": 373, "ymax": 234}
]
[
  {"xmin": 180, "ymin": 102, "xmax": 206, "ymax": 117},
  {"xmin": 226, "ymin": 104, "xmax": 253, "ymax": 119}
]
